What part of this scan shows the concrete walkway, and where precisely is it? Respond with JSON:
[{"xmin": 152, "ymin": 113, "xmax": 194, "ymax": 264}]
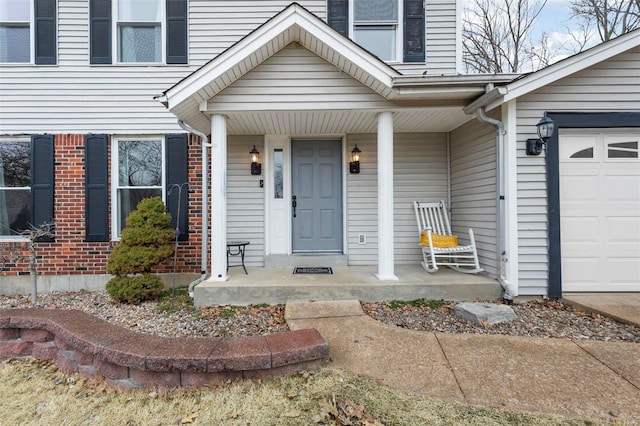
[
  {"xmin": 563, "ymin": 293, "xmax": 640, "ymax": 327},
  {"xmin": 285, "ymin": 300, "xmax": 640, "ymax": 424}
]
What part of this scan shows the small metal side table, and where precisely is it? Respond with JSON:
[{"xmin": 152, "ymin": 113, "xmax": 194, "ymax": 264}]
[{"xmin": 226, "ymin": 241, "xmax": 249, "ymax": 274}]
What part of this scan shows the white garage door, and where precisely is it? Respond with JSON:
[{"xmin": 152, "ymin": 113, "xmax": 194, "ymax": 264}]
[{"xmin": 560, "ymin": 130, "xmax": 640, "ymax": 292}]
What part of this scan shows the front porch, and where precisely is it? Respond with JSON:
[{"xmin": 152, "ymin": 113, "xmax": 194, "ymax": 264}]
[{"xmin": 193, "ymin": 264, "xmax": 501, "ymax": 306}]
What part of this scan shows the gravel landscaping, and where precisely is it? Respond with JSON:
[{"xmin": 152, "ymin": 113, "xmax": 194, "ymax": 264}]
[{"xmin": 1, "ymin": 290, "xmax": 638, "ymax": 343}]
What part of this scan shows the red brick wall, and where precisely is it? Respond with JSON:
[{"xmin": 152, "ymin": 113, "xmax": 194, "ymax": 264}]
[{"xmin": 0, "ymin": 134, "xmax": 207, "ymax": 277}]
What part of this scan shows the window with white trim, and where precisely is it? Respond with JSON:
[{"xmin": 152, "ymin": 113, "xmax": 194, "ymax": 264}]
[
  {"xmin": 0, "ymin": 0, "xmax": 57, "ymax": 65},
  {"xmin": 113, "ymin": 137, "xmax": 164, "ymax": 237},
  {"xmin": 116, "ymin": 0, "xmax": 162, "ymax": 63},
  {"xmin": 353, "ymin": 0, "xmax": 398, "ymax": 61},
  {"xmin": 0, "ymin": 0, "xmax": 31, "ymax": 63},
  {"xmin": 0, "ymin": 139, "xmax": 31, "ymax": 235},
  {"xmin": 327, "ymin": 0, "xmax": 424, "ymax": 63},
  {"xmin": 90, "ymin": 0, "xmax": 187, "ymax": 65}
]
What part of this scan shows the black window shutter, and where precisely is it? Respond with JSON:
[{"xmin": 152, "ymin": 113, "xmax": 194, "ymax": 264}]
[
  {"xmin": 165, "ymin": 134, "xmax": 189, "ymax": 241},
  {"xmin": 85, "ymin": 134, "xmax": 109, "ymax": 242},
  {"xmin": 31, "ymin": 134, "xmax": 55, "ymax": 241},
  {"xmin": 327, "ymin": 0, "xmax": 348, "ymax": 36},
  {"xmin": 35, "ymin": 0, "xmax": 57, "ymax": 65},
  {"xmin": 403, "ymin": 0, "xmax": 425, "ymax": 62},
  {"xmin": 90, "ymin": 0, "xmax": 112, "ymax": 64},
  {"xmin": 166, "ymin": 0, "xmax": 188, "ymax": 64}
]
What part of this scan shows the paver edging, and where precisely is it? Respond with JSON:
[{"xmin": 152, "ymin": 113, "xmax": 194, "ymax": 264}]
[{"xmin": 0, "ymin": 308, "xmax": 328, "ymax": 389}]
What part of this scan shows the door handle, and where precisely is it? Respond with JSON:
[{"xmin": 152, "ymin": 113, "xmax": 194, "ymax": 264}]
[{"xmin": 292, "ymin": 195, "xmax": 297, "ymax": 218}]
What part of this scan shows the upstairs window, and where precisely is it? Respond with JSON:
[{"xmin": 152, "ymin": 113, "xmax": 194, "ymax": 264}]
[
  {"xmin": 0, "ymin": 0, "xmax": 56, "ymax": 64},
  {"xmin": 90, "ymin": 0, "xmax": 187, "ymax": 65},
  {"xmin": 0, "ymin": 1, "xmax": 30, "ymax": 63},
  {"xmin": 327, "ymin": 0, "xmax": 424, "ymax": 63},
  {"xmin": 117, "ymin": 0, "xmax": 162, "ymax": 63},
  {"xmin": 116, "ymin": 0, "xmax": 163, "ymax": 62},
  {"xmin": 354, "ymin": 0, "xmax": 398, "ymax": 61}
]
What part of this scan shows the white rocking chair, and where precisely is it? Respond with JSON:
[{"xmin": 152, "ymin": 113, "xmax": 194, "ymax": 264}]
[{"xmin": 413, "ymin": 200, "xmax": 483, "ymax": 274}]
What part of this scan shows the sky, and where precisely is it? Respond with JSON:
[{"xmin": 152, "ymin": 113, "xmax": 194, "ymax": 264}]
[
  {"xmin": 535, "ymin": 0, "xmax": 596, "ymax": 58},
  {"xmin": 463, "ymin": 0, "xmax": 601, "ymax": 69}
]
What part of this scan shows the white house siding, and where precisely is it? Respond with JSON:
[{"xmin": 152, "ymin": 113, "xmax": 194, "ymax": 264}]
[
  {"xmin": 394, "ymin": 133, "xmax": 450, "ymax": 263},
  {"xmin": 227, "ymin": 135, "xmax": 265, "ymax": 267},
  {"xmin": 206, "ymin": 44, "xmax": 390, "ymax": 112},
  {"xmin": 346, "ymin": 133, "xmax": 448, "ymax": 265},
  {"xmin": 189, "ymin": 1, "xmax": 326, "ymax": 66},
  {"xmin": 515, "ymin": 46, "xmax": 640, "ymax": 296},
  {"xmin": 424, "ymin": 0, "xmax": 458, "ymax": 75},
  {"xmin": 0, "ymin": 0, "xmax": 327, "ymax": 135},
  {"xmin": 449, "ymin": 117, "xmax": 498, "ymax": 277}
]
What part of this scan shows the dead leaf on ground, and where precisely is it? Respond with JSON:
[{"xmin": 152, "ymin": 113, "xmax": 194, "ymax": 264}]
[{"xmin": 180, "ymin": 411, "xmax": 199, "ymax": 424}]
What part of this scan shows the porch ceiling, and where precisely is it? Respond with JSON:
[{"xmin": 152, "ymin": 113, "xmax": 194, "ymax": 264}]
[{"xmin": 223, "ymin": 107, "xmax": 472, "ymax": 135}]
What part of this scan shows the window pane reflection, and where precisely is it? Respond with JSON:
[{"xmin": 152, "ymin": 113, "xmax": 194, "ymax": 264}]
[{"xmin": 274, "ymin": 149, "xmax": 283, "ymax": 199}]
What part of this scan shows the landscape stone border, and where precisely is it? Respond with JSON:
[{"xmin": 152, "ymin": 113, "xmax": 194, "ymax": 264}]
[{"xmin": 0, "ymin": 308, "xmax": 328, "ymax": 389}]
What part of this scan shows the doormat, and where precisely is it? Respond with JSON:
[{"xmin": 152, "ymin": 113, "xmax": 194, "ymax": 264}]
[{"xmin": 293, "ymin": 267, "xmax": 333, "ymax": 274}]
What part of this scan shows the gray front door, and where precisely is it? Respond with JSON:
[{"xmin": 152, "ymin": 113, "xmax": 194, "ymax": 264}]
[{"xmin": 291, "ymin": 139, "xmax": 343, "ymax": 252}]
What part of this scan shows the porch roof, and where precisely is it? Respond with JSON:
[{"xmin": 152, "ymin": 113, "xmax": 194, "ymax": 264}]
[{"xmin": 158, "ymin": 2, "xmax": 517, "ymax": 135}]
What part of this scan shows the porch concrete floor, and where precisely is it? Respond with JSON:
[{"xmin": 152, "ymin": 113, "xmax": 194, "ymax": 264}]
[{"xmin": 193, "ymin": 265, "xmax": 502, "ymax": 306}]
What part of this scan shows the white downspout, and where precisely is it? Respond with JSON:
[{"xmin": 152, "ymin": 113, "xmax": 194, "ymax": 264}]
[
  {"xmin": 474, "ymin": 107, "xmax": 516, "ymax": 301},
  {"xmin": 177, "ymin": 120, "xmax": 211, "ymax": 297},
  {"xmin": 446, "ymin": 132, "xmax": 452, "ymax": 209}
]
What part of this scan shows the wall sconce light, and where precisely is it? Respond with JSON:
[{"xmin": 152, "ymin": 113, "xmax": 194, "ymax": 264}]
[
  {"xmin": 526, "ymin": 115, "xmax": 555, "ymax": 155},
  {"xmin": 250, "ymin": 145, "xmax": 261, "ymax": 175},
  {"xmin": 349, "ymin": 144, "xmax": 361, "ymax": 174}
]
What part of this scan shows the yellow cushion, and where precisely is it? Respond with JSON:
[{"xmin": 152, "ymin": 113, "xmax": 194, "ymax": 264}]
[{"xmin": 420, "ymin": 230, "xmax": 458, "ymax": 248}]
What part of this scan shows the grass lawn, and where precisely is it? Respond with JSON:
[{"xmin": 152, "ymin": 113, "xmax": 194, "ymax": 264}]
[{"xmin": 0, "ymin": 358, "xmax": 605, "ymax": 425}]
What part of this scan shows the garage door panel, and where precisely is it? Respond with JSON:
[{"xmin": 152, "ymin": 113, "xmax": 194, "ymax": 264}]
[
  {"xmin": 603, "ymin": 259, "xmax": 640, "ymax": 284},
  {"xmin": 561, "ymin": 216, "xmax": 599, "ymax": 243},
  {"xmin": 560, "ymin": 176, "xmax": 599, "ymax": 201},
  {"xmin": 562, "ymin": 259, "xmax": 601, "ymax": 285},
  {"xmin": 560, "ymin": 130, "xmax": 640, "ymax": 293},
  {"xmin": 606, "ymin": 217, "xmax": 640, "ymax": 243},
  {"xmin": 603, "ymin": 177, "xmax": 640, "ymax": 201}
]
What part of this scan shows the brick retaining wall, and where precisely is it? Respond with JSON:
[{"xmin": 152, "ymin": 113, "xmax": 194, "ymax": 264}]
[{"xmin": 0, "ymin": 309, "xmax": 328, "ymax": 389}]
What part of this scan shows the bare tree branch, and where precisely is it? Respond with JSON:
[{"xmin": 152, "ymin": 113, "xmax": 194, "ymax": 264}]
[
  {"xmin": 569, "ymin": 0, "xmax": 640, "ymax": 43},
  {"xmin": 463, "ymin": 0, "xmax": 551, "ymax": 73}
]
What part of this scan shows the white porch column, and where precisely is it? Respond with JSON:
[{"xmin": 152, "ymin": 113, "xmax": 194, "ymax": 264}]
[
  {"xmin": 376, "ymin": 111, "xmax": 398, "ymax": 280},
  {"xmin": 208, "ymin": 114, "xmax": 229, "ymax": 281}
]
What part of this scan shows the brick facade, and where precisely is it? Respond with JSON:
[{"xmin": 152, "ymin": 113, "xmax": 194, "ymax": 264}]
[{"xmin": 0, "ymin": 134, "xmax": 207, "ymax": 277}]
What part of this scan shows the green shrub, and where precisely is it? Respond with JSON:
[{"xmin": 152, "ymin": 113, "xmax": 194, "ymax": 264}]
[
  {"xmin": 106, "ymin": 275, "xmax": 164, "ymax": 305},
  {"xmin": 106, "ymin": 197, "xmax": 175, "ymax": 304}
]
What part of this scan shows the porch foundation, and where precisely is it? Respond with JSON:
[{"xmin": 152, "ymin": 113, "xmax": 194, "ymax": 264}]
[{"xmin": 193, "ymin": 265, "xmax": 501, "ymax": 306}]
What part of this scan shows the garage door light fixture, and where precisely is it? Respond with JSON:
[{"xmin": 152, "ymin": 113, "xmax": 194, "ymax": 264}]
[{"xmin": 526, "ymin": 115, "xmax": 555, "ymax": 155}]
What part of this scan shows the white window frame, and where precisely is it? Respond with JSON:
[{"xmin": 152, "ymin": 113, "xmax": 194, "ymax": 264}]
[
  {"xmin": 0, "ymin": 0, "xmax": 34, "ymax": 64},
  {"xmin": 349, "ymin": 0, "xmax": 403, "ymax": 63},
  {"xmin": 0, "ymin": 137, "xmax": 31, "ymax": 241},
  {"xmin": 112, "ymin": 0, "xmax": 166, "ymax": 64},
  {"xmin": 111, "ymin": 136, "xmax": 166, "ymax": 239}
]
